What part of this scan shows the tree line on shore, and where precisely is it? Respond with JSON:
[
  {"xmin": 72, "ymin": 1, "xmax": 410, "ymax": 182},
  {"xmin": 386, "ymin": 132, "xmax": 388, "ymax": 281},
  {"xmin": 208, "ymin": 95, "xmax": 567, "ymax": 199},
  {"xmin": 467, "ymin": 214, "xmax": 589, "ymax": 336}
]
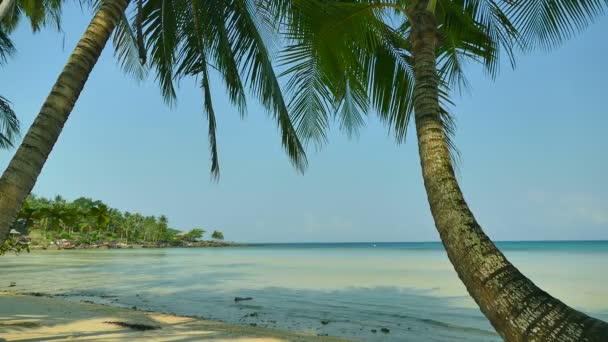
[{"xmin": 5, "ymin": 194, "xmax": 224, "ymax": 251}]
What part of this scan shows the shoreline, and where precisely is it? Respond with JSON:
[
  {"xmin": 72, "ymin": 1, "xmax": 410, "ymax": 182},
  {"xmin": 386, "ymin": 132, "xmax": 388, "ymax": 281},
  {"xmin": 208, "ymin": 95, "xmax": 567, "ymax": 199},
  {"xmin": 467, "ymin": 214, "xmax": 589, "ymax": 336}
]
[
  {"xmin": 0, "ymin": 291, "xmax": 348, "ymax": 341},
  {"xmin": 26, "ymin": 240, "xmax": 244, "ymax": 250}
]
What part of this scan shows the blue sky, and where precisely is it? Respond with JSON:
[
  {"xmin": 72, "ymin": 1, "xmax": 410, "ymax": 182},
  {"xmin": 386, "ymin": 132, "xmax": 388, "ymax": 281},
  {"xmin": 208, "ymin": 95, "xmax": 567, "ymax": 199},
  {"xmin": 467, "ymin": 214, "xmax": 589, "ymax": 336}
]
[{"xmin": 1, "ymin": 5, "xmax": 607, "ymax": 242}]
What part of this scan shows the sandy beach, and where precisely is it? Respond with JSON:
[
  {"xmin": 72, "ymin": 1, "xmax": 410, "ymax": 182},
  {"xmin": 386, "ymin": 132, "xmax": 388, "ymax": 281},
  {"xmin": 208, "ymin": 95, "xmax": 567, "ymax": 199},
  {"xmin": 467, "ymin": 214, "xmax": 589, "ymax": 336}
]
[{"xmin": 0, "ymin": 292, "xmax": 347, "ymax": 341}]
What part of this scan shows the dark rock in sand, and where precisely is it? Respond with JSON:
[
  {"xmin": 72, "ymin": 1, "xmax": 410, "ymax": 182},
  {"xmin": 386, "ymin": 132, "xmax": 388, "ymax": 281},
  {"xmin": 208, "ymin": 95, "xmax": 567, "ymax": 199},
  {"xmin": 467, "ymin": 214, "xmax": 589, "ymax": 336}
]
[
  {"xmin": 234, "ymin": 297, "xmax": 253, "ymax": 302},
  {"xmin": 381, "ymin": 328, "xmax": 390, "ymax": 333},
  {"xmin": 371, "ymin": 329, "xmax": 377, "ymax": 333},
  {"xmin": 249, "ymin": 323, "xmax": 257, "ymax": 327},
  {"xmin": 104, "ymin": 321, "xmax": 160, "ymax": 331},
  {"xmin": 9, "ymin": 282, "xmax": 16, "ymax": 287},
  {"xmin": 320, "ymin": 320, "xmax": 330, "ymax": 325}
]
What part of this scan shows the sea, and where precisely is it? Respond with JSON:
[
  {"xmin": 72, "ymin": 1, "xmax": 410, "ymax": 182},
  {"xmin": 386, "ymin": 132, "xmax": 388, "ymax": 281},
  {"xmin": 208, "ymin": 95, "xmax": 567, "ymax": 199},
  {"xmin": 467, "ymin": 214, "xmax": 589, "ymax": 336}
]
[{"xmin": 2, "ymin": 241, "xmax": 608, "ymax": 341}]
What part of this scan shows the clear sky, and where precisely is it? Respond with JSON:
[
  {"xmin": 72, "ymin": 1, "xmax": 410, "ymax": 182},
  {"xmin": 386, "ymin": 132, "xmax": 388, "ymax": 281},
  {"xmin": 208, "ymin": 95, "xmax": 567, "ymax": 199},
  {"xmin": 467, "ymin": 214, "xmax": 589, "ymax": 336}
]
[{"xmin": 1, "ymin": 5, "xmax": 607, "ymax": 242}]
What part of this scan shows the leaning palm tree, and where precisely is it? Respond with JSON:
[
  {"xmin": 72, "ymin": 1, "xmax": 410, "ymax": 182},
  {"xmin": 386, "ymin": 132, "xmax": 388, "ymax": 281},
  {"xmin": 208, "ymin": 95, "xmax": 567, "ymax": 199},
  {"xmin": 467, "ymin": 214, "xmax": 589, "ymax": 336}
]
[
  {"xmin": 0, "ymin": 0, "xmax": 307, "ymax": 245},
  {"xmin": 274, "ymin": 0, "xmax": 608, "ymax": 340},
  {"xmin": 0, "ymin": 0, "xmax": 129, "ymax": 244}
]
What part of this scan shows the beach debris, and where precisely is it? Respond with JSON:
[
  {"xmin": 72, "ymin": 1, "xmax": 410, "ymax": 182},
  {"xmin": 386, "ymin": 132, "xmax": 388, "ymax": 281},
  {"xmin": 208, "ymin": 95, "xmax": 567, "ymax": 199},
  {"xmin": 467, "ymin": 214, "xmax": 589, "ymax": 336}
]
[
  {"xmin": 247, "ymin": 312, "xmax": 258, "ymax": 317},
  {"xmin": 132, "ymin": 306, "xmax": 137, "ymax": 310},
  {"xmin": 249, "ymin": 323, "xmax": 257, "ymax": 327},
  {"xmin": 1, "ymin": 321, "xmax": 41, "ymax": 328},
  {"xmin": 8, "ymin": 281, "xmax": 16, "ymax": 287},
  {"xmin": 104, "ymin": 321, "xmax": 160, "ymax": 331},
  {"xmin": 99, "ymin": 294, "xmax": 117, "ymax": 298},
  {"xmin": 234, "ymin": 296, "xmax": 253, "ymax": 302},
  {"xmin": 371, "ymin": 329, "xmax": 377, "ymax": 333},
  {"xmin": 320, "ymin": 320, "xmax": 330, "ymax": 325},
  {"xmin": 381, "ymin": 327, "xmax": 390, "ymax": 333}
]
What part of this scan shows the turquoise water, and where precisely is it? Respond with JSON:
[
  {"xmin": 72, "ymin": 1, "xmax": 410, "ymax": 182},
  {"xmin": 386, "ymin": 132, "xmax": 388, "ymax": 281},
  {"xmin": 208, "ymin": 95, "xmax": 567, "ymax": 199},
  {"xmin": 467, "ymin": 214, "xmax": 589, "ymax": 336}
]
[{"xmin": 2, "ymin": 241, "xmax": 607, "ymax": 341}]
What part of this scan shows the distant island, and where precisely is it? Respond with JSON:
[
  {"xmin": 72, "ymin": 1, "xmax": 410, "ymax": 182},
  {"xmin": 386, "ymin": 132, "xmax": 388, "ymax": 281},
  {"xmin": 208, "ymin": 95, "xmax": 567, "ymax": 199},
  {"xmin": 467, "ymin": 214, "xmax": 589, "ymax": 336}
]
[{"xmin": 1, "ymin": 194, "xmax": 233, "ymax": 253}]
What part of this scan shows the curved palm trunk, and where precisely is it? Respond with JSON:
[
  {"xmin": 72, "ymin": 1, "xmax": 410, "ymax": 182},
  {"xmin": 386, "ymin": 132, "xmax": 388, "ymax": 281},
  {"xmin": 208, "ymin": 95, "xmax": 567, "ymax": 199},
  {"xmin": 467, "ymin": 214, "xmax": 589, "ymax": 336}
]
[
  {"xmin": 0, "ymin": 0, "xmax": 129, "ymax": 245},
  {"xmin": 408, "ymin": 2, "xmax": 608, "ymax": 341}
]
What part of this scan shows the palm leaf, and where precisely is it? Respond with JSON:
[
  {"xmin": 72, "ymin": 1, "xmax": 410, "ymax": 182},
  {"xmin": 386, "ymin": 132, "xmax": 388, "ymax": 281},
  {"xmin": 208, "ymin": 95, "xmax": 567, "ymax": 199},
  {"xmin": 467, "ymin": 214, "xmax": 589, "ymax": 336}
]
[
  {"xmin": 142, "ymin": 0, "xmax": 180, "ymax": 104},
  {"xmin": 0, "ymin": 95, "xmax": 20, "ymax": 149},
  {"xmin": 226, "ymin": 0, "xmax": 307, "ymax": 171},
  {"xmin": 113, "ymin": 12, "xmax": 148, "ymax": 81},
  {"xmin": 0, "ymin": 28, "xmax": 14, "ymax": 64},
  {"xmin": 504, "ymin": 0, "xmax": 608, "ymax": 50}
]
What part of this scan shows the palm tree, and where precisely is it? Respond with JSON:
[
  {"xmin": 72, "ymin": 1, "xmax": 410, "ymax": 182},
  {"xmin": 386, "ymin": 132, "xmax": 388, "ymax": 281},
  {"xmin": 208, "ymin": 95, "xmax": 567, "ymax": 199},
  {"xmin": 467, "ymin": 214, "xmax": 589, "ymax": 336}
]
[
  {"xmin": 88, "ymin": 203, "xmax": 110, "ymax": 232},
  {"xmin": 276, "ymin": 0, "xmax": 608, "ymax": 340},
  {"xmin": 0, "ymin": 0, "xmax": 308, "ymax": 245},
  {"xmin": 211, "ymin": 230, "xmax": 223, "ymax": 240},
  {"xmin": 0, "ymin": 0, "xmax": 128, "ymax": 245}
]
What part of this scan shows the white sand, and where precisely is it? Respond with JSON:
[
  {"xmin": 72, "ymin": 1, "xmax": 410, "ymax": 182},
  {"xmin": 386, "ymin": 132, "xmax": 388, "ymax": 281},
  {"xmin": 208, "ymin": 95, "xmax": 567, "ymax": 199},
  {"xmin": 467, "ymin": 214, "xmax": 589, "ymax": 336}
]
[{"xmin": 0, "ymin": 292, "xmax": 348, "ymax": 341}]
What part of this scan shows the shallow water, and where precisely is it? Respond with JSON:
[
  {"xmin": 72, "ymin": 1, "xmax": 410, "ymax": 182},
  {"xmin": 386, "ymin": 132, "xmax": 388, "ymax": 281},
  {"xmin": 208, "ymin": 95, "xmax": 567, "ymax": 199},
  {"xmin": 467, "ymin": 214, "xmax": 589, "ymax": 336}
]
[{"xmin": 2, "ymin": 241, "xmax": 607, "ymax": 341}]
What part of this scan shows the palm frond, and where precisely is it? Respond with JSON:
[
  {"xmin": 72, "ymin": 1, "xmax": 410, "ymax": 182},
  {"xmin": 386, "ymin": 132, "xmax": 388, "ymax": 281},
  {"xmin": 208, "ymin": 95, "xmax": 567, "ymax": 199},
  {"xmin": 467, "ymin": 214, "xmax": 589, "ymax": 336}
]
[
  {"xmin": 369, "ymin": 24, "xmax": 415, "ymax": 143},
  {"xmin": 227, "ymin": 0, "xmax": 307, "ymax": 171},
  {"xmin": 205, "ymin": 0, "xmax": 247, "ymax": 115},
  {"xmin": 180, "ymin": 0, "xmax": 220, "ymax": 177},
  {"xmin": 279, "ymin": 41, "xmax": 335, "ymax": 147},
  {"xmin": 279, "ymin": 0, "xmax": 392, "ymax": 145},
  {"xmin": 0, "ymin": 28, "xmax": 14, "ymax": 64},
  {"xmin": 0, "ymin": 95, "xmax": 20, "ymax": 149},
  {"xmin": 113, "ymin": 13, "xmax": 148, "ymax": 81},
  {"xmin": 504, "ymin": 0, "xmax": 608, "ymax": 50},
  {"xmin": 16, "ymin": 0, "xmax": 62, "ymax": 32},
  {"xmin": 142, "ymin": 0, "xmax": 180, "ymax": 104},
  {"xmin": 200, "ymin": 65, "xmax": 220, "ymax": 179}
]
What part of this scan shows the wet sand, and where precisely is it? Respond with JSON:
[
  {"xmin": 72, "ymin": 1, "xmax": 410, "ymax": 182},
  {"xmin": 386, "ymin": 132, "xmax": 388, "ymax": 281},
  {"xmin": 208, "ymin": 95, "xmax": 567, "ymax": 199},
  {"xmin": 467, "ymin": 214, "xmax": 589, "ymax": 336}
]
[{"xmin": 0, "ymin": 292, "xmax": 348, "ymax": 341}]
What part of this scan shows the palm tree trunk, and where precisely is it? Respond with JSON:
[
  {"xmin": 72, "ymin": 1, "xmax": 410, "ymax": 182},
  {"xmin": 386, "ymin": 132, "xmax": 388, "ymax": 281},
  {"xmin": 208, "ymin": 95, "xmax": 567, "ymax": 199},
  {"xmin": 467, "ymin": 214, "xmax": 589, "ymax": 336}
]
[
  {"xmin": 0, "ymin": 0, "xmax": 129, "ymax": 245},
  {"xmin": 0, "ymin": 0, "xmax": 15, "ymax": 23},
  {"xmin": 408, "ymin": 1, "xmax": 608, "ymax": 341}
]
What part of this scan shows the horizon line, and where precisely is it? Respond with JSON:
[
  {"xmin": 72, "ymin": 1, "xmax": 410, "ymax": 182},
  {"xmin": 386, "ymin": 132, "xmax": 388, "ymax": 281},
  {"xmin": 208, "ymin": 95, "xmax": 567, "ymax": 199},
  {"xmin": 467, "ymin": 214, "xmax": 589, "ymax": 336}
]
[{"xmin": 245, "ymin": 239, "xmax": 608, "ymax": 244}]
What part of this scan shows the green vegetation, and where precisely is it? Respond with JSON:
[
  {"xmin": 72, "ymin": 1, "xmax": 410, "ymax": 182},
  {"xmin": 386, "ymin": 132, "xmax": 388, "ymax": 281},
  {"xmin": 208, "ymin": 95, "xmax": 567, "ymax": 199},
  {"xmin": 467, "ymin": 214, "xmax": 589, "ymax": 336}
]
[
  {"xmin": 1, "ymin": 194, "xmax": 225, "ymax": 252},
  {"xmin": 0, "ymin": 95, "xmax": 19, "ymax": 149},
  {"xmin": 182, "ymin": 228, "xmax": 205, "ymax": 242},
  {"xmin": 211, "ymin": 230, "xmax": 224, "ymax": 240}
]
